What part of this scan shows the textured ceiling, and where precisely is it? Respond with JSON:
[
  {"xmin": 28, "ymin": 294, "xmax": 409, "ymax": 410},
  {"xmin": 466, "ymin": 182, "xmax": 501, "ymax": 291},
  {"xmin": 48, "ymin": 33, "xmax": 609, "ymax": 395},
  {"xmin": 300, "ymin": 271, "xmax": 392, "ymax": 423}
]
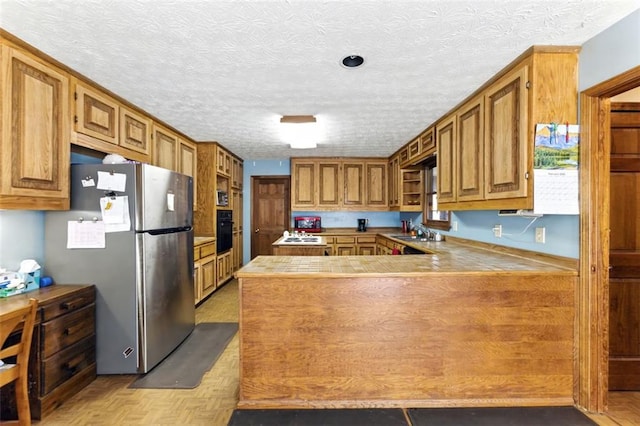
[{"xmin": 1, "ymin": 1, "xmax": 638, "ymax": 160}]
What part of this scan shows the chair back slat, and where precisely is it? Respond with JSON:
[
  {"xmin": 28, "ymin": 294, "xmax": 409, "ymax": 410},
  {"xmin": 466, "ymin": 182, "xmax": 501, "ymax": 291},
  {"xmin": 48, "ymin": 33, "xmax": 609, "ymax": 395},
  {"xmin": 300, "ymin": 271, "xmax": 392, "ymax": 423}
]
[{"xmin": 0, "ymin": 298, "xmax": 38, "ymax": 425}]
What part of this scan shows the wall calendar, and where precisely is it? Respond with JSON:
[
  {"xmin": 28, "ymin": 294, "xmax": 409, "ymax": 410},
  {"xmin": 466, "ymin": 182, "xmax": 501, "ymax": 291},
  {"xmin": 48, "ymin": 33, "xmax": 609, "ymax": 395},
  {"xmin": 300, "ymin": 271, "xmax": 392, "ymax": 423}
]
[{"xmin": 533, "ymin": 123, "xmax": 579, "ymax": 215}]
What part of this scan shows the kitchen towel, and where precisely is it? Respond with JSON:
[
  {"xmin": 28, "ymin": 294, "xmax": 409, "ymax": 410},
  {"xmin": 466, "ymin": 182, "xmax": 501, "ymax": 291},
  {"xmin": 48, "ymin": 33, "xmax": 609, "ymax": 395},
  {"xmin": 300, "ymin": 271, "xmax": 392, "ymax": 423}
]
[{"xmin": 129, "ymin": 322, "xmax": 237, "ymax": 389}]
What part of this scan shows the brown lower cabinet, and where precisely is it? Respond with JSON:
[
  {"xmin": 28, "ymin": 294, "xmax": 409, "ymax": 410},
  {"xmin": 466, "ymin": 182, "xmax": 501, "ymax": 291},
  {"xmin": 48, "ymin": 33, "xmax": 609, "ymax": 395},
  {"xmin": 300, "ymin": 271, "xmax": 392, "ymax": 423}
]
[{"xmin": 0, "ymin": 284, "xmax": 96, "ymax": 420}]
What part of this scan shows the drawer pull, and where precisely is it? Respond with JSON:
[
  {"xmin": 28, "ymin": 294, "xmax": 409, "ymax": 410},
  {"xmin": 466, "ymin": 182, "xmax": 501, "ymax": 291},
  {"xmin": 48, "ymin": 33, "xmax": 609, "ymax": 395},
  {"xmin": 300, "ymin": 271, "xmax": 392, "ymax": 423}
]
[
  {"xmin": 61, "ymin": 298, "xmax": 85, "ymax": 310},
  {"xmin": 62, "ymin": 354, "xmax": 85, "ymax": 375},
  {"xmin": 61, "ymin": 362, "xmax": 78, "ymax": 375},
  {"xmin": 63, "ymin": 323, "xmax": 84, "ymax": 336}
]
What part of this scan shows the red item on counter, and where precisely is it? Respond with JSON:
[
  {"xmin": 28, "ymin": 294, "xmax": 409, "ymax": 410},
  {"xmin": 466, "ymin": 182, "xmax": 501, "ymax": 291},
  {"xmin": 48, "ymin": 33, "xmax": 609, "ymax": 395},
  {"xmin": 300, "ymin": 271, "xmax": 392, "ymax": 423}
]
[{"xmin": 392, "ymin": 248, "xmax": 401, "ymax": 255}]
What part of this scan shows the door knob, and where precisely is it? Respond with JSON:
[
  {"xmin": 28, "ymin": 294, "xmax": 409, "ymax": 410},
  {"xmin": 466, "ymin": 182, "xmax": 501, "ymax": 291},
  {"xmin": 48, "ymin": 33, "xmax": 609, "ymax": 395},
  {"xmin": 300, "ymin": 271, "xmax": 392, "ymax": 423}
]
[{"xmin": 255, "ymin": 228, "xmax": 260, "ymax": 233}]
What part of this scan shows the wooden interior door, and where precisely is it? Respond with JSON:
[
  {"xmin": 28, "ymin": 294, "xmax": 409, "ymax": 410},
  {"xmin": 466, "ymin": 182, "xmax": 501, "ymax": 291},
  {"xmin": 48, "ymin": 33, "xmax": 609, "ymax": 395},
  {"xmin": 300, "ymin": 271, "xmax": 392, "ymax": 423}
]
[
  {"xmin": 609, "ymin": 102, "xmax": 640, "ymax": 390},
  {"xmin": 251, "ymin": 176, "xmax": 290, "ymax": 259}
]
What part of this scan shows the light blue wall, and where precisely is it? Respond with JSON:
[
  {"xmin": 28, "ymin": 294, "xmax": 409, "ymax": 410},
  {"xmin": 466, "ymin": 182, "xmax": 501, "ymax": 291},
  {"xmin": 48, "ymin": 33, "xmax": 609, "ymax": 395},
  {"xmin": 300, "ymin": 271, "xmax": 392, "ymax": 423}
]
[
  {"xmin": 291, "ymin": 210, "xmax": 402, "ymax": 230},
  {"xmin": 0, "ymin": 210, "xmax": 44, "ymax": 271},
  {"xmin": 579, "ymin": 9, "xmax": 640, "ymax": 91},
  {"xmin": 447, "ymin": 211, "xmax": 579, "ymax": 258}
]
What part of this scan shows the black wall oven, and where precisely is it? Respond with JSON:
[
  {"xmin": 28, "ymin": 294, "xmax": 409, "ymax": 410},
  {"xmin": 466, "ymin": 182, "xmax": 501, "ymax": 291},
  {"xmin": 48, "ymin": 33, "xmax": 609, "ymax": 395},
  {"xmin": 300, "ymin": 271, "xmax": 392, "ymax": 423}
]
[{"xmin": 217, "ymin": 209, "xmax": 233, "ymax": 253}]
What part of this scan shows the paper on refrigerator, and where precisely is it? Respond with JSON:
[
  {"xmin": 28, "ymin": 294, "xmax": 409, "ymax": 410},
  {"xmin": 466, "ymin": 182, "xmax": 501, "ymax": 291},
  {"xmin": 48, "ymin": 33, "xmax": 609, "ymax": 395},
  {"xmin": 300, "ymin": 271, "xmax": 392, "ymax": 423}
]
[
  {"xmin": 67, "ymin": 220, "xmax": 106, "ymax": 248},
  {"xmin": 100, "ymin": 196, "xmax": 131, "ymax": 232}
]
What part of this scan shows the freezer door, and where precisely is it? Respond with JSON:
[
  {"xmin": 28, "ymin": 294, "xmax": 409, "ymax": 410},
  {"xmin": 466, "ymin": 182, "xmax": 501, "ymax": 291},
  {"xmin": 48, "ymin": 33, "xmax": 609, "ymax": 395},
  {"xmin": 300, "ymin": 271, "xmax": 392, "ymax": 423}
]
[
  {"xmin": 137, "ymin": 164, "xmax": 193, "ymax": 231},
  {"xmin": 136, "ymin": 228, "xmax": 195, "ymax": 373},
  {"xmin": 69, "ymin": 163, "xmax": 192, "ymax": 232}
]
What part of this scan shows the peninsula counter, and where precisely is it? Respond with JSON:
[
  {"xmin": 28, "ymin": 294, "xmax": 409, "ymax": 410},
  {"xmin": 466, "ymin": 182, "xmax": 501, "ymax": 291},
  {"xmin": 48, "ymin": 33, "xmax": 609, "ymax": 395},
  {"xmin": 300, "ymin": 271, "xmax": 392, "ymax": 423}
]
[{"xmin": 235, "ymin": 241, "xmax": 578, "ymax": 409}]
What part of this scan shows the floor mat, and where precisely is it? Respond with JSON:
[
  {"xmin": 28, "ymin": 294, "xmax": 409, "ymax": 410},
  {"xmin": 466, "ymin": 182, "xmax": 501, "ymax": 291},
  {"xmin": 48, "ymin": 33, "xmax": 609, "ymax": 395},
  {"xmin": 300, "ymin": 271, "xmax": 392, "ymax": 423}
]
[
  {"xmin": 407, "ymin": 406, "xmax": 597, "ymax": 426},
  {"xmin": 227, "ymin": 409, "xmax": 408, "ymax": 426},
  {"xmin": 129, "ymin": 322, "xmax": 237, "ymax": 389}
]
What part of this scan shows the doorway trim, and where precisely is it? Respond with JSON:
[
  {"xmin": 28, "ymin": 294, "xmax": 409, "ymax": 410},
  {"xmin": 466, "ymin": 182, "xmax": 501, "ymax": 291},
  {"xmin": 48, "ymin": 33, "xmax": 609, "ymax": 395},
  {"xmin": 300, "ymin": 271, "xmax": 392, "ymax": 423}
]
[{"xmin": 578, "ymin": 65, "xmax": 640, "ymax": 412}]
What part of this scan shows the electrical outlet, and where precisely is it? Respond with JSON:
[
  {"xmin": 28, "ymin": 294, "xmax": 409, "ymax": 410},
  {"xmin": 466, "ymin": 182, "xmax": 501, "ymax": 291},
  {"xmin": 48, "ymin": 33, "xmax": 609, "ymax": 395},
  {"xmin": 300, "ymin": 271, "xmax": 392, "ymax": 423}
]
[
  {"xmin": 452, "ymin": 221, "xmax": 458, "ymax": 232},
  {"xmin": 535, "ymin": 227, "xmax": 546, "ymax": 243},
  {"xmin": 493, "ymin": 224, "xmax": 502, "ymax": 238}
]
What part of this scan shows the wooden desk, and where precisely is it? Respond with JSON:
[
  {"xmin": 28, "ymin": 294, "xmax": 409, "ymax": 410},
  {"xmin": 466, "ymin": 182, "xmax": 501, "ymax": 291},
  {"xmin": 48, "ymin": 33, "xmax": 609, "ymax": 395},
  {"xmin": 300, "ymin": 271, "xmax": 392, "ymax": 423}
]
[{"xmin": 0, "ymin": 284, "xmax": 96, "ymax": 420}]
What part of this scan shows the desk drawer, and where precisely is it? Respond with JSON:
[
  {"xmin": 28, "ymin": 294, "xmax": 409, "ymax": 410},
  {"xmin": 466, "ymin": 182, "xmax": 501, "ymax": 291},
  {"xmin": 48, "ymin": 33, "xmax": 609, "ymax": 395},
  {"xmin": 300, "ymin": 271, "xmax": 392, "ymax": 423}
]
[
  {"xmin": 356, "ymin": 236, "xmax": 376, "ymax": 244},
  {"xmin": 199, "ymin": 242, "xmax": 216, "ymax": 258},
  {"xmin": 336, "ymin": 236, "xmax": 356, "ymax": 244},
  {"xmin": 41, "ymin": 303, "xmax": 95, "ymax": 358},
  {"xmin": 41, "ymin": 335, "xmax": 95, "ymax": 395},
  {"xmin": 39, "ymin": 286, "xmax": 95, "ymax": 322}
]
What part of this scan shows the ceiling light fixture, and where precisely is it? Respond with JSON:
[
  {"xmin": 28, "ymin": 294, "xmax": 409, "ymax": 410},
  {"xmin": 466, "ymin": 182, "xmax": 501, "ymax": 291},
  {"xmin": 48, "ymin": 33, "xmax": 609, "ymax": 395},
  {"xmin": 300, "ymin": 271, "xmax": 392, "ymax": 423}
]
[
  {"xmin": 280, "ymin": 115, "xmax": 318, "ymax": 149},
  {"xmin": 341, "ymin": 55, "xmax": 364, "ymax": 68}
]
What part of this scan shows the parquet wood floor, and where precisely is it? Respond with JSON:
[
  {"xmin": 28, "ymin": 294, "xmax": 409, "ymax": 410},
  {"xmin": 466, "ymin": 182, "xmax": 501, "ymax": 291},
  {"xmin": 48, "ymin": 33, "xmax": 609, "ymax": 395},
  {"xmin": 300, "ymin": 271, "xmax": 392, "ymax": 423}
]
[
  {"xmin": 35, "ymin": 280, "xmax": 240, "ymax": 426},
  {"xmin": 32, "ymin": 278, "xmax": 639, "ymax": 426}
]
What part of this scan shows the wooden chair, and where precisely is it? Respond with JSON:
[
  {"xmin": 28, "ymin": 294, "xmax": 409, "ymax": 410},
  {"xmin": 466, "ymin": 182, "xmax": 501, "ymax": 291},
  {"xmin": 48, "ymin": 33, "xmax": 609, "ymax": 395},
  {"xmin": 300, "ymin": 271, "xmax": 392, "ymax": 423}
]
[{"xmin": 0, "ymin": 298, "xmax": 38, "ymax": 426}]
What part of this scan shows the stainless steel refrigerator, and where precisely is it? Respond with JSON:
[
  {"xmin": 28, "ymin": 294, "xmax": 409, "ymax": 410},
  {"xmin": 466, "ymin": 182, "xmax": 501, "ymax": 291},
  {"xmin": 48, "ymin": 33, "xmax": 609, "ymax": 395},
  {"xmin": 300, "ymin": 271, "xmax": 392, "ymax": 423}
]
[{"xmin": 45, "ymin": 163, "xmax": 195, "ymax": 374}]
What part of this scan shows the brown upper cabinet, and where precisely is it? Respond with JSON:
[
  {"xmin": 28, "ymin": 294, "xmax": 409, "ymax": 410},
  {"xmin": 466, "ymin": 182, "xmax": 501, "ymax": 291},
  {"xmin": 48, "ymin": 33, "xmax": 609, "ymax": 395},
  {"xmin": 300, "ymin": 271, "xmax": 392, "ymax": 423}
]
[
  {"xmin": 120, "ymin": 106, "xmax": 152, "ymax": 156},
  {"xmin": 74, "ymin": 80, "xmax": 119, "ymax": 145},
  {"xmin": 435, "ymin": 46, "xmax": 578, "ymax": 211},
  {"xmin": 152, "ymin": 123, "xmax": 198, "ymax": 209},
  {"xmin": 390, "ymin": 127, "xmax": 433, "ymax": 212},
  {"xmin": 456, "ymin": 94, "xmax": 485, "ymax": 202},
  {"xmin": 194, "ymin": 142, "xmax": 243, "ymax": 237},
  {"xmin": 153, "ymin": 123, "xmax": 179, "ymax": 171},
  {"xmin": 217, "ymin": 145, "xmax": 232, "ymax": 177},
  {"xmin": 178, "ymin": 138, "xmax": 197, "ymax": 210},
  {"xmin": 291, "ymin": 158, "xmax": 388, "ymax": 211},
  {"xmin": 366, "ymin": 162, "xmax": 388, "ymax": 207},
  {"xmin": 73, "ymin": 79, "xmax": 151, "ymax": 162},
  {"xmin": 232, "ymin": 156, "xmax": 243, "ymax": 189},
  {"xmin": 436, "ymin": 113, "xmax": 456, "ymax": 204},
  {"xmin": 0, "ymin": 44, "xmax": 70, "ymax": 210},
  {"xmin": 399, "ymin": 127, "xmax": 436, "ymax": 169},
  {"xmin": 1, "ymin": 30, "xmax": 204, "ymax": 212},
  {"xmin": 291, "ymin": 159, "xmax": 316, "ymax": 209},
  {"xmin": 388, "ymin": 154, "xmax": 400, "ymax": 208}
]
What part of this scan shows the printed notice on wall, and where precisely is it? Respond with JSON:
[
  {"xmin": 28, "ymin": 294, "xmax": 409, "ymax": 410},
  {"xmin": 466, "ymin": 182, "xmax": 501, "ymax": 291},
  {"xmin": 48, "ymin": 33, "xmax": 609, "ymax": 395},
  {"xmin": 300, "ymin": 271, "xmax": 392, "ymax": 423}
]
[
  {"xmin": 533, "ymin": 123, "xmax": 579, "ymax": 215},
  {"xmin": 67, "ymin": 220, "xmax": 106, "ymax": 249}
]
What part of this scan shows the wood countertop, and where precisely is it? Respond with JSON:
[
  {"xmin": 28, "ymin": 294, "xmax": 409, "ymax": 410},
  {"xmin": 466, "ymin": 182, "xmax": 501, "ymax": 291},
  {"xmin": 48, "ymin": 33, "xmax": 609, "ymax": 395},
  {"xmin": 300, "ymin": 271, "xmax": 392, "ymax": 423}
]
[
  {"xmin": 236, "ymin": 238, "xmax": 577, "ymax": 278},
  {"xmin": 194, "ymin": 236, "xmax": 215, "ymax": 245},
  {"xmin": 0, "ymin": 284, "xmax": 94, "ymax": 318}
]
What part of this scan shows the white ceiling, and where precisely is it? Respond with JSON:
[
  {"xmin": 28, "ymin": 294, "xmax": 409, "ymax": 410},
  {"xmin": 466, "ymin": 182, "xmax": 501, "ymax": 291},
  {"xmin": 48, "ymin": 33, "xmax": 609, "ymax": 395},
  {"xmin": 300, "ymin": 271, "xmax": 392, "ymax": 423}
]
[{"xmin": 1, "ymin": 1, "xmax": 638, "ymax": 160}]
